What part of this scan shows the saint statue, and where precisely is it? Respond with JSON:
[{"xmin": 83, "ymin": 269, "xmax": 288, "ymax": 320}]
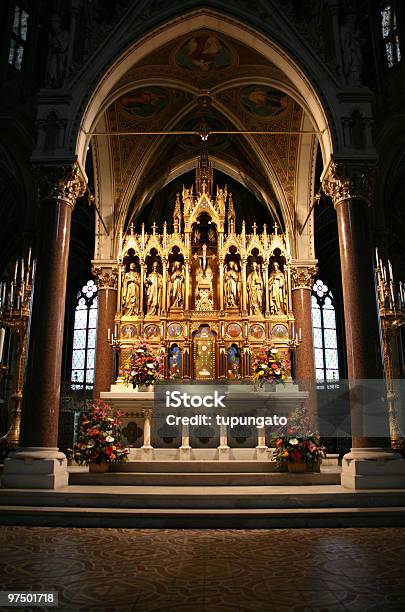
[
  {"xmin": 269, "ymin": 262, "xmax": 286, "ymax": 314},
  {"xmin": 146, "ymin": 261, "xmax": 163, "ymax": 316},
  {"xmin": 168, "ymin": 261, "xmax": 185, "ymax": 309},
  {"xmin": 45, "ymin": 15, "xmax": 69, "ymax": 88},
  {"xmin": 224, "ymin": 261, "xmax": 241, "ymax": 308},
  {"xmin": 122, "ymin": 262, "xmax": 140, "ymax": 315},
  {"xmin": 247, "ymin": 262, "xmax": 263, "ymax": 315}
]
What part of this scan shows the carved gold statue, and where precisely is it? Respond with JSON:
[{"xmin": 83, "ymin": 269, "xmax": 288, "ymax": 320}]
[
  {"xmin": 122, "ymin": 262, "xmax": 140, "ymax": 315},
  {"xmin": 168, "ymin": 260, "xmax": 185, "ymax": 309},
  {"xmin": 116, "ymin": 153, "xmax": 296, "ymax": 381},
  {"xmin": 224, "ymin": 261, "xmax": 241, "ymax": 308},
  {"xmin": 247, "ymin": 261, "xmax": 263, "ymax": 315},
  {"xmin": 269, "ymin": 262, "xmax": 286, "ymax": 314},
  {"xmin": 146, "ymin": 261, "xmax": 163, "ymax": 316}
]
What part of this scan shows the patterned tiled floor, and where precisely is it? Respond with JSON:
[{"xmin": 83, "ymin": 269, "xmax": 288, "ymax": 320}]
[{"xmin": 0, "ymin": 527, "xmax": 405, "ymax": 611}]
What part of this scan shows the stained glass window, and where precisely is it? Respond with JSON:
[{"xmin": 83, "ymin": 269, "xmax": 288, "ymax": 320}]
[
  {"xmin": 311, "ymin": 280, "xmax": 339, "ymax": 381},
  {"xmin": 381, "ymin": 4, "xmax": 401, "ymax": 68},
  {"xmin": 8, "ymin": 6, "xmax": 29, "ymax": 70},
  {"xmin": 71, "ymin": 280, "xmax": 98, "ymax": 390}
]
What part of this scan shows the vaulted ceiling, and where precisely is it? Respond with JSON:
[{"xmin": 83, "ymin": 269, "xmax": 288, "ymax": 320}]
[{"xmin": 94, "ymin": 28, "xmax": 311, "ymax": 234}]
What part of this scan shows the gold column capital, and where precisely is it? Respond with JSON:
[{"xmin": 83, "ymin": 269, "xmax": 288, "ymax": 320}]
[
  {"xmin": 321, "ymin": 160, "xmax": 377, "ymax": 208},
  {"xmin": 91, "ymin": 265, "xmax": 118, "ymax": 290},
  {"xmin": 291, "ymin": 263, "xmax": 318, "ymax": 289},
  {"xmin": 33, "ymin": 160, "xmax": 87, "ymax": 209}
]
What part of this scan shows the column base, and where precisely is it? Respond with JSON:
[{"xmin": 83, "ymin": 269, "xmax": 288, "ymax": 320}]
[
  {"xmin": 179, "ymin": 446, "xmax": 192, "ymax": 460},
  {"xmin": 1, "ymin": 447, "xmax": 69, "ymax": 489},
  {"xmin": 218, "ymin": 446, "xmax": 230, "ymax": 460},
  {"xmin": 140, "ymin": 446, "xmax": 153, "ymax": 460},
  {"xmin": 256, "ymin": 445, "xmax": 268, "ymax": 459},
  {"xmin": 341, "ymin": 447, "xmax": 405, "ymax": 489}
]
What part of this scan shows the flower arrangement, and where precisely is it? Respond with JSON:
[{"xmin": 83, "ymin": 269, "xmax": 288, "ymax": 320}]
[
  {"xmin": 73, "ymin": 400, "xmax": 129, "ymax": 465},
  {"xmin": 272, "ymin": 434, "xmax": 325, "ymax": 466},
  {"xmin": 253, "ymin": 342, "xmax": 290, "ymax": 385},
  {"xmin": 271, "ymin": 405, "xmax": 326, "ymax": 467},
  {"xmin": 121, "ymin": 339, "xmax": 164, "ymax": 387}
]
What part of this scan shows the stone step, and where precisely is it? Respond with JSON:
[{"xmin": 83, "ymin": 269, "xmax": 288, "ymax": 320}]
[
  {"xmin": 69, "ymin": 470, "xmax": 340, "ymax": 487},
  {"xmin": 1, "ymin": 504, "xmax": 405, "ymax": 528},
  {"xmin": 1, "ymin": 486, "xmax": 405, "ymax": 510},
  {"xmin": 109, "ymin": 460, "xmax": 278, "ymax": 473}
]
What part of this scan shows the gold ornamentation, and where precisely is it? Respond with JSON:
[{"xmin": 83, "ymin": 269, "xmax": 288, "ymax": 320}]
[
  {"xmin": 291, "ymin": 265, "xmax": 318, "ymax": 289},
  {"xmin": 92, "ymin": 266, "xmax": 118, "ymax": 290},
  {"xmin": 34, "ymin": 161, "xmax": 87, "ymax": 209},
  {"xmin": 321, "ymin": 161, "xmax": 376, "ymax": 207}
]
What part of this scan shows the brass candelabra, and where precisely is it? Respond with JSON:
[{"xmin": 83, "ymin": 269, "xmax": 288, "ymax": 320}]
[
  {"xmin": 376, "ymin": 248, "xmax": 405, "ymax": 451},
  {"xmin": 0, "ymin": 250, "xmax": 35, "ymax": 449}
]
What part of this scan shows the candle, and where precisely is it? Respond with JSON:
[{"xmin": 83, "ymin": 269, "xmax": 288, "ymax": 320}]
[
  {"xmin": 375, "ymin": 247, "xmax": 379, "ymax": 266},
  {"xmin": 390, "ymin": 283, "xmax": 395, "ymax": 307},
  {"xmin": 108, "ymin": 328, "xmax": 111, "ymax": 341},
  {"xmin": 31, "ymin": 259, "xmax": 36, "ymax": 284},
  {"xmin": 14, "ymin": 260, "xmax": 18, "ymax": 282},
  {"xmin": 0, "ymin": 328, "xmax": 5, "ymax": 363},
  {"xmin": 388, "ymin": 260, "xmax": 393, "ymax": 281},
  {"xmin": 382, "ymin": 266, "xmax": 387, "ymax": 283},
  {"xmin": 9, "ymin": 282, "xmax": 14, "ymax": 308},
  {"xmin": 21, "ymin": 258, "xmax": 24, "ymax": 283},
  {"xmin": 27, "ymin": 247, "xmax": 32, "ymax": 268},
  {"xmin": 299, "ymin": 328, "xmax": 302, "ymax": 341}
]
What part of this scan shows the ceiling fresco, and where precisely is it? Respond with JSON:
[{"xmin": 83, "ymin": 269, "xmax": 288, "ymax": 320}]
[{"xmin": 100, "ymin": 29, "xmax": 308, "ymax": 227}]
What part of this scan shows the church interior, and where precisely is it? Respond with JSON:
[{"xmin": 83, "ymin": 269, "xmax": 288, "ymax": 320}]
[{"xmin": 1, "ymin": 1, "xmax": 405, "ymax": 610}]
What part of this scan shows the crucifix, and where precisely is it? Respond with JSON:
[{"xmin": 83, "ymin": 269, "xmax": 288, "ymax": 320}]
[{"xmin": 193, "ymin": 244, "xmax": 216, "ymax": 274}]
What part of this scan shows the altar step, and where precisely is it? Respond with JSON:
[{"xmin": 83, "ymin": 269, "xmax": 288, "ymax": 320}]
[
  {"xmin": 69, "ymin": 469, "xmax": 340, "ymax": 487},
  {"xmin": 1, "ymin": 487, "xmax": 405, "ymax": 528}
]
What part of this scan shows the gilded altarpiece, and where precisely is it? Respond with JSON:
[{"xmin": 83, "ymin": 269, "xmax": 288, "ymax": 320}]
[{"xmin": 114, "ymin": 158, "xmax": 295, "ymax": 381}]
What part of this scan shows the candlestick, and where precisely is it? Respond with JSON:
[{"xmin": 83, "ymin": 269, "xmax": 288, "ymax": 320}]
[{"xmin": 0, "ymin": 328, "xmax": 5, "ymax": 363}]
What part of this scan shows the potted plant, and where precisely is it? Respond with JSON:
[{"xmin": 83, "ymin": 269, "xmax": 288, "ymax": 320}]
[
  {"xmin": 253, "ymin": 342, "xmax": 290, "ymax": 390},
  {"xmin": 73, "ymin": 400, "xmax": 129, "ymax": 472},
  {"xmin": 122, "ymin": 339, "xmax": 164, "ymax": 391}
]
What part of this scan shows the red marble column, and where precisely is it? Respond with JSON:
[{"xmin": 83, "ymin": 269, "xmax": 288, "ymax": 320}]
[
  {"xmin": 21, "ymin": 165, "xmax": 85, "ymax": 447},
  {"xmin": 323, "ymin": 162, "xmax": 384, "ymax": 449},
  {"xmin": 291, "ymin": 267, "xmax": 317, "ymax": 381},
  {"xmin": 2, "ymin": 162, "xmax": 86, "ymax": 488},
  {"xmin": 92, "ymin": 268, "xmax": 117, "ymax": 398},
  {"xmin": 291, "ymin": 264, "xmax": 318, "ymax": 422}
]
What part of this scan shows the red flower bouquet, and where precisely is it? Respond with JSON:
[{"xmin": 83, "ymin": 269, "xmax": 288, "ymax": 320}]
[
  {"xmin": 253, "ymin": 341, "xmax": 290, "ymax": 385},
  {"xmin": 73, "ymin": 400, "xmax": 129, "ymax": 465},
  {"xmin": 122, "ymin": 339, "xmax": 164, "ymax": 387}
]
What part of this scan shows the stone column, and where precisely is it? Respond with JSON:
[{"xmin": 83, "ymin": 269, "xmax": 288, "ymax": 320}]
[
  {"xmin": 2, "ymin": 161, "xmax": 86, "ymax": 489},
  {"xmin": 92, "ymin": 265, "xmax": 117, "ymax": 398},
  {"xmin": 291, "ymin": 263, "xmax": 318, "ymax": 382},
  {"xmin": 141, "ymin": 408, "xmax": 153, "ymax": 459},
  {"xmin": 322, "ymin": 160, "xmax": 405, "ymax": 488}
]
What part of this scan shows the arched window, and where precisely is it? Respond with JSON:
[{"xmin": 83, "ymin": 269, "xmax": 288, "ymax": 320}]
[
  {"xmin": 71, "ymin": 280, "xmax": 98, "ymax": 390},
  {"xmin": 311, "ymin": 279, "xmax": 339, "ymax": 381},
  {"xmin": 381, "ymin": 2, "xmax": 401, "ymax": 68}
]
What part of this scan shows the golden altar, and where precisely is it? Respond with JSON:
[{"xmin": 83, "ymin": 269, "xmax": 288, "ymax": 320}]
[{"xmin": 113, "ymin": 155, "xmax": 297, "ymax": 381}]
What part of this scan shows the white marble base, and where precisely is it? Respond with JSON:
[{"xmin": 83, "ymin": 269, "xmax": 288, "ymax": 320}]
[
  {"xmin": 218, "ymin": 446, "xmax": 230, "ymax": 460},
  {"xmin": 341, "ymin": 447, "xmax": 405, "ymax": 489},
  {"xmin": 256, "ymin": 445, "xmax": 268, "ymax": 459},
  {"xmin": 179, "ymin": 446, "xmax": 192, "ymax": 460},
  {"xmin": 1, "ymin": 447, "xmax": 69, "ymax": 489}
]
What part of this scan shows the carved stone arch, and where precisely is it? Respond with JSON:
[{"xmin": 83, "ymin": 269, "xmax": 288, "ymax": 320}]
[
  {"xmin": 144, "ymin": 236, "xmax": 164, "ymax": 259},
  {"xmin": 223, "ymin": 235, "xmax": 242, "ymax": 256}
]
